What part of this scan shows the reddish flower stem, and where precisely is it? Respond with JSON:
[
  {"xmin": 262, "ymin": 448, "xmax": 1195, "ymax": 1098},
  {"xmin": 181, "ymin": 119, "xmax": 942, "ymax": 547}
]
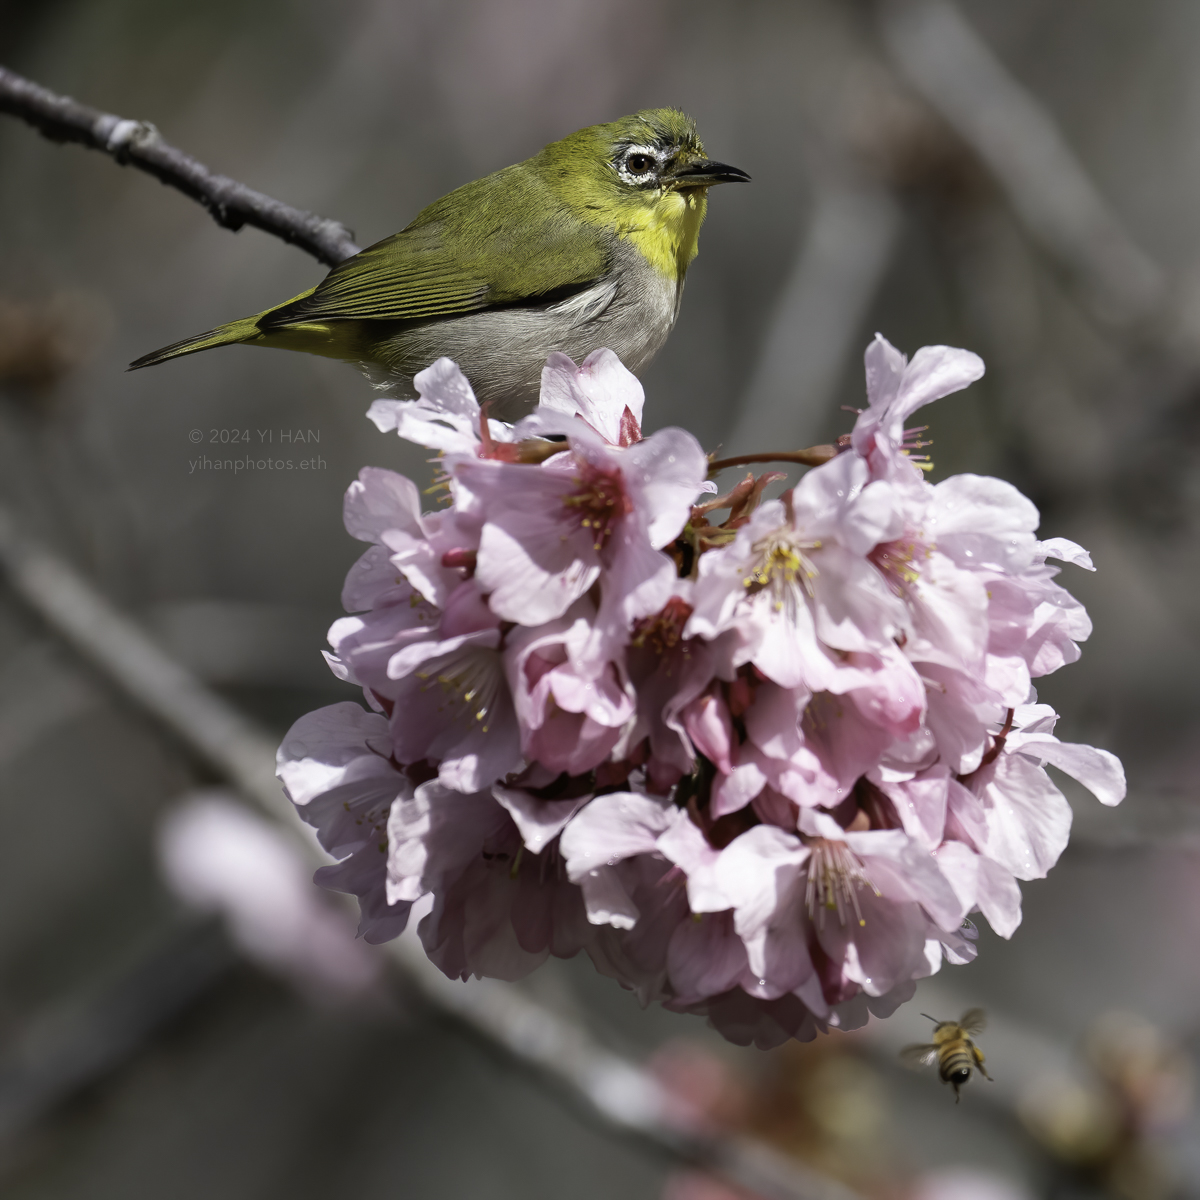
[
  {"xmin": 977, "ymin": 707, "xmax": 1016, "ymax": 770},
  {"xmin": 707, "ymin": 445, "xmax": 838, "ymax": 473}
]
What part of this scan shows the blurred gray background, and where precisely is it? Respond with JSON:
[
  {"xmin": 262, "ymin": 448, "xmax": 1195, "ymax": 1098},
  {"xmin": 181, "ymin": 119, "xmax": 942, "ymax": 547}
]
[{"xmin": 2, "ymin": 1, "xmax": 1200, "ymax": 1198}]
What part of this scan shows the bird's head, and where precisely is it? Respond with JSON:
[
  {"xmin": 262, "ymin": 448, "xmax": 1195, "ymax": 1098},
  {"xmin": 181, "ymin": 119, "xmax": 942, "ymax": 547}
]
[{"xmin": 537, "ymin": 108, "xmax": 750, "ymax": 281}]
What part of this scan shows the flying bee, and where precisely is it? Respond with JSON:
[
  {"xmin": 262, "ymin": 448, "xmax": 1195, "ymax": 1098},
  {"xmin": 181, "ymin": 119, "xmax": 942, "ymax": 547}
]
[{"xmin": 900, "ymin": 1008, "xmax": 993, "ymax": 1102}]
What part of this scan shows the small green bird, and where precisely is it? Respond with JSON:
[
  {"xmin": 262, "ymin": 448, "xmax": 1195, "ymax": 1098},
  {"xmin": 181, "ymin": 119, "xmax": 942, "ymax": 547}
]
[{"xmin": 130, "ymin": 108, "xmax": 748, "ymax": 411}]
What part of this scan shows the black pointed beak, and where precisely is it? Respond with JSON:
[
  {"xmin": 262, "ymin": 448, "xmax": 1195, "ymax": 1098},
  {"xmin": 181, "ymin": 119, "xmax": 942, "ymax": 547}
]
[{"xmin": 665, "ymin": 158, "xmax": 751, "ymax": 187}]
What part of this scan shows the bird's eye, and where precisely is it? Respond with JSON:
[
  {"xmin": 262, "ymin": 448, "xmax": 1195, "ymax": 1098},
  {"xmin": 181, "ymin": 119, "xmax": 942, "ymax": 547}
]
[{"xmin": 625, "ymin": 152, "xmax": 655, "ymax": 175}]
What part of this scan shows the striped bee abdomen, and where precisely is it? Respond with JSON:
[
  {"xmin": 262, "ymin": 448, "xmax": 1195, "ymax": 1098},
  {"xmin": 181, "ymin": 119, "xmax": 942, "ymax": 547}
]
[{"xmin": 939, "ymin": 1046, "xmax": 974, "ymax": 1084}]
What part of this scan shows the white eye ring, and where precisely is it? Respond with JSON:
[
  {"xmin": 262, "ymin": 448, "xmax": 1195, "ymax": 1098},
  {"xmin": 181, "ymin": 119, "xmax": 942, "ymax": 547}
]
[{"xmin": 616, "ymin": 144, "xmax": 661, "ymax": 185}]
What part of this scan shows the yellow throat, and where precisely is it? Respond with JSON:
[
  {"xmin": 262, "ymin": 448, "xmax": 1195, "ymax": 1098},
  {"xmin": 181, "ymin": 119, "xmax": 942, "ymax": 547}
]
[{"xmin": 613, "ymin": 187, "xmax": 709, "ymax": 282}]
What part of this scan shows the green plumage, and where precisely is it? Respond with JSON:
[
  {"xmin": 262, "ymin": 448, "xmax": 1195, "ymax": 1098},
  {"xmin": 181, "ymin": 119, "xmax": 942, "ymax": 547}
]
[{"xmin": 266, "ymin": 167, "xmax": 609, "ymax": 327}]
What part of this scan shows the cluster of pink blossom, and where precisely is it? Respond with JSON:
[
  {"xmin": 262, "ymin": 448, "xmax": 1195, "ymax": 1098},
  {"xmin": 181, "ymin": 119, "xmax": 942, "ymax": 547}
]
[{"xmin": 277, "ymin": 335, "xmax": 1124, "ymax": 1047}]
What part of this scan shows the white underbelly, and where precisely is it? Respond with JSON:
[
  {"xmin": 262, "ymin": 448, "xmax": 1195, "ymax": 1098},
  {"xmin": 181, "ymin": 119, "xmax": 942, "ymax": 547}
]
[{"xmin": 369, "ymin": 252, "xmax": 682, "ymax": 414}]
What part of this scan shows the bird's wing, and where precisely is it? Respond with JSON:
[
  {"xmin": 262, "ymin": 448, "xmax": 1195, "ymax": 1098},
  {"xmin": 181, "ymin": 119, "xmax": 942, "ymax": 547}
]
[
  {"xmin": 959, "ymin": 1008, "xmax": 988, "ymax": 1035},
  {"xmin": 262, "ymin": 166, "xmax": 611, "ymax": 327},
  {"xmin": 899, "ymin": 1043, "xmax": 939, "ymax": 1068}
]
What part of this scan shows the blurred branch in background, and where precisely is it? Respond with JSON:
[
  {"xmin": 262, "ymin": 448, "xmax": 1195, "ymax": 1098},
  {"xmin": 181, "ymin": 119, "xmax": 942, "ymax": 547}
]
[
  {"xmin": 876, "ymin": 0, "xmax": 1166, "ymax": 333},
  {"xmin": 0, "ymin": 504, "xmax": 283, "ymax": 812},
  {"xmin": 723, "ymin": 179, "xmax": 902, "ymax": 457},
  {"xmin": 867, "ymin": 991, "xmax": 1196, "ymax": 1200},
  {"xmin": 728, "ymin": 0, "xmax": 1178, "ymax": 466},
  {"xmin": 868, "ymin": 0, "xmax": 1200, "ymax": 746},
  {"xmin": 0, "ymin": 917, "xmax": 236, "ymax": 1155},
  {"xmin": 0, "ymin": 66, "xmax": 361, "ymax": 267},
  {"xmin": 0, "ymin": 501, "xmax": 861, "ymax": 1200},
  {"xmin": 651, "ymin": 989, "xmax": 1197, "ymax": 1200}
]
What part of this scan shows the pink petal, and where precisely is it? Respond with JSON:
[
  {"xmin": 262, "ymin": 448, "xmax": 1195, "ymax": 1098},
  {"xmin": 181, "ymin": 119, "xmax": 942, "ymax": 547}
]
[
  {"xmin": 681, "ymin": 690, "xmax": 735, "ymax": 775},
  {"xmin": 559, "ymin": 792, "xmax": 675, "ymax": 878},
  {"xmin": 667, "ymin": 911, "xmax": 749, "ymax": 1003}
]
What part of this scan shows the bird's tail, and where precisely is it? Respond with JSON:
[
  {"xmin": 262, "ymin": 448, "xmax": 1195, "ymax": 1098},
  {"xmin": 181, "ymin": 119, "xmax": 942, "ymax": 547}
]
[{"xmin": 127, "ymin": 316, "xmax": 263, "ymax": 371}]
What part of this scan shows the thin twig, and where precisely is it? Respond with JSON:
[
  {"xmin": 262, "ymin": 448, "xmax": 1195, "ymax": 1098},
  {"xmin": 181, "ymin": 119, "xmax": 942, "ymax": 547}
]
[
  {"xmin": 709, "ymin": 446, "xmax": 838, "ymax": 473},
  {"xmin": 0, "ymin": 502, "xmax": 858, "ymax": 1200},
  {"xmin": 0, "ymin": 66, "xmax": 360, "ymax": 266}
]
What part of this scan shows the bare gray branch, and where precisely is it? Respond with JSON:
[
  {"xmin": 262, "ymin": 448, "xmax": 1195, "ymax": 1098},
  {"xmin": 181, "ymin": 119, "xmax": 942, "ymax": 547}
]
[{"xmin": 0, "ymin": 66, "xmax": 361, "ymax": 266}]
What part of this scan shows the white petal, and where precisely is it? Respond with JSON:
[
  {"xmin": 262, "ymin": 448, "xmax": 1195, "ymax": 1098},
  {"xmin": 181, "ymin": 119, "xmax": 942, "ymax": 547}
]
[
  {"xmin": 713, "ymin": 825, "xmax": 809, "ymax": 937},
  {"xmin": 492, "ymin": 786, "xmax": 586, "ymax": 854},
  {"xmin": 1038, "ymin": 537, "xmax": 1095, "ymax": 570},
  {"xmin": 343, "ymin": 468, "xmax": 423, "ymax": 543},
  {"xmin": 1012, "ymin": 734, "xmax": 1126, "ymax": 806},
  {"xmin": 558, "ymin": 792, "xmax": 675, "ymax": 879},
  {"xmin": 413, "ymin": 357, "xmax": 482, "ymax": 420},
  {"xmin": 976, "ymin": 856, "xmax": 1022, "ymax": 938},
  {"xmin": 656, "ymin": 810, "xmax": 728, "ymax": 912},
  {"xmin": 476, "ymin": 520, "xmax": 599, "ymax": 625},
  {"xmin": 578, "ymin": 866, "xmax": 640, "ymax": 929},
  {"xmin": 842, "ymin": 480, "xmax": 901, "ymax": 555},
  {"xmin": 977, "ymin": 753, "xmax": 1072, "ymax": 879},
  {"xmin": 930, "ymin": 473, "xmax": 1039, "ymax": 538},
  {"xmin": 894, "ymin": 345, "xmax": 986, "ymax": 426},
  {"xmin": 864, "ymin": 333, "xmax": 907, "ymax": 410},
  {"xmin": 624, "ymin": 429, "xmax": 710, "ymax": 548},
  {"xmin": 276, "ymin": 702, "xmax": 393, "ymax": 806}
]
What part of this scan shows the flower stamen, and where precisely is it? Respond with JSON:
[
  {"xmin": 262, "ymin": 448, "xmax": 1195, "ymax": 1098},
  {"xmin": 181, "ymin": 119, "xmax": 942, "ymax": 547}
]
[
  {"xmin": 870, "ymin": 536, "xmax": 932, "ymax": 594},
  {"xmin": 804, "ymin": 838, "xmax": 879, "ymax": 928},
  {"xmin": 631, "ymin": 596, "xmax": 694, "ymax": 653},
  {"xmin": 417, "ymin": 651, "xmax": 502, "ymax": 733},
  {"xmin": 563, "ymin": 461, "xmax": 632, "ymax": 551},
  {"xmin": 901, "ymin": 424, "xmax": 934, "ymax": 471},
  {"xmin": 743, "ymin": 529, "xmax": 820, "ymax": 615}
]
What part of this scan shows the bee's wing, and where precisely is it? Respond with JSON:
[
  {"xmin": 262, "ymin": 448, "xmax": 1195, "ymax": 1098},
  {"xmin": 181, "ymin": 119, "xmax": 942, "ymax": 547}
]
[
  {"xmin": 899, "ymin": 1043, "xmax": 939, "ymax": 1069},
  {"xmin": 959, "ymin": 1008, "xmax": 988, "ymax": 1035}
]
